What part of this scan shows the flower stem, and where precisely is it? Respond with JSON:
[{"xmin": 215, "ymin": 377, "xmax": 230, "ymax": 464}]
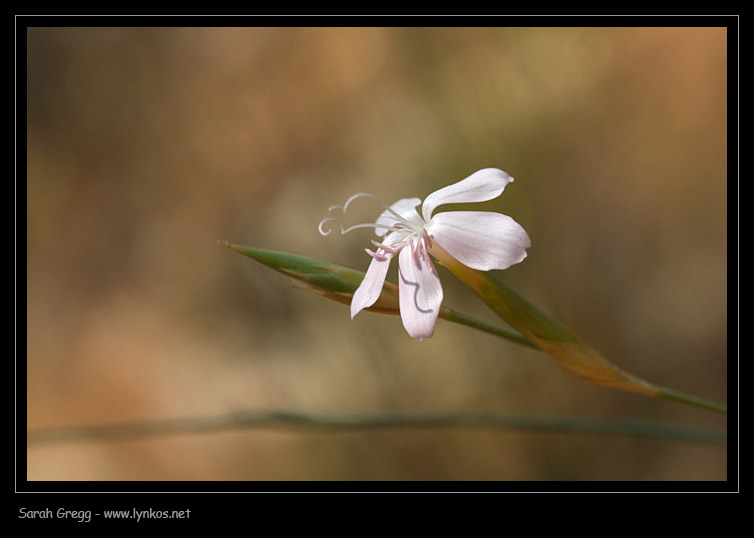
[
  {"xmin": 439, "ymin": 307, "xmax": 536, "ymax": 348},
  {"xmin": 655, "ymin": 385, "xmax": 729, "ymax": 415},
  {"xmin": 224, "ymin": 242, "xmax": 535, "ymax": 347},
  {"xmin": 431, "ymin": 244, "xmax": 727, "ymax": 415},
  {"xmin": 226, "ymin": 242, "xmax": 726, "ymax": 415},
  {"xmin": 27, "ymin": 410, "xmax": 727, "ymax": 446}
]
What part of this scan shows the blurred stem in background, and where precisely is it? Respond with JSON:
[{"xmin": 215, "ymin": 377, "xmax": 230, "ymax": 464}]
[
  {"xmin": 227, "ymin": 244, "xmax": 726, "ymax": 415},
  {"xmin": 25, "ymin": 243, "xmax": 726, "ymax": 449},
  {"xmin": 27, "ymin": 410, "xmax": 726, "ymax": 446}
]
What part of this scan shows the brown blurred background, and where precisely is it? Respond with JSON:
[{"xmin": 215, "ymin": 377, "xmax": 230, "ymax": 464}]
[{"xmin": 26, "ymin": 26, "xmax": 728, "ymax": 481}]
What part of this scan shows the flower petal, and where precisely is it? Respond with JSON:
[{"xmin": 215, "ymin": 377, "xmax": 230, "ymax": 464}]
[
  {"xmin": 398, "ymin": 245, "xmax": 443, "ymax": 341},
  {"xmin": 427, "ymin": 211, "xmax": 531, "ymax": 271},
  {"xmin": 351, "ymin": 252, "xmax": 392, "ymax": 319},
  {"xmin": 375, "ymin": 197, "xmax": 422, "ymax": 236},
  {"xmin": 421, "ymin": 168, "xmax": 514, "ymax": 222}
]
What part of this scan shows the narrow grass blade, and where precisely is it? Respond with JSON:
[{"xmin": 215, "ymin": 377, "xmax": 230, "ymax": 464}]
[
  {"xmin": 27, "ymin": 411, "xmax": 727, "ymax": 446},
  {"xmin": 430, "ymin": 243, "xmax": 727, "ymax": 414},
  {"xmin": 223, "ymin": 242, "xmax": 534, "ymax": 347}
]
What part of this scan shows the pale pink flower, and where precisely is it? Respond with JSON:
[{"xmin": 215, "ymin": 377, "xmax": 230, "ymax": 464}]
[{"xmin": 319, "ymin": 168, "xmax": 531, "ymax": 341}]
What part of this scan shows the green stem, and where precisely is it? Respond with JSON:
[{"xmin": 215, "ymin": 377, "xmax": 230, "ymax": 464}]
[
  {"xmin": 440, "ymin": 307, "xmax": 536, "ymax": 348},
  {"xmin": 227, "ymin": 243, "xmax": 536, "ymax": 348},
  {"xmin": 431, "ymin": 244, "xmax": 727, "ymax": 415},
  {"xmin": 26, "ymin": 411, "xmax": 727, "ymax": 446},
  {"xmin": 656, "ymin": 386, "xmax": 729, "ymax": 415},
  {"xmin": 227, "ymin": 243, "xmax": 727, "ymax": 415}
]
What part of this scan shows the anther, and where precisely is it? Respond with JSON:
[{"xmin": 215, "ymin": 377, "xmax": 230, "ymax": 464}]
[
  {"xmin": 371, "ymin": 240, "xmax": 397, "ymax": 254},
  {"xmin": 365, "ymin": 248, "xmax": 388, "ymax": 262}
]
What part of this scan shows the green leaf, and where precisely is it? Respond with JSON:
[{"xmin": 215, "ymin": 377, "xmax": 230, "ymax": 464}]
[
  {"xmin": 429, "ymin": 243, "xmax": 727, "ymax": 414},
  {"xmin": 223, "ymin": 242, "xmax": 534, "ymax": 347},
  {"xmin": 224, "ymin": 242, "xmax": 725, "ymax": 414}
]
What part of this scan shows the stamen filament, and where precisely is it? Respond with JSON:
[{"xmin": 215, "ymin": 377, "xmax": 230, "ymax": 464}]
[
  {"xmin": 410, "ymin": 239, "xmax": 423, "ymax": 270},
  {"xmin": 422, "ymin": 229, "xmax": 433, "ymax": 249},
  {"xmin": 326, "ymin": 192, "xmax": 417, "ymax": 231},
  {"xmin": 318, "ymin": 218, "xmax": 407, "ymax": 237},
  {"xmin": 371, "ymin": 239, "xmax": 398, "ymax": 254},
  {"xmin": 365, "ymin": 248, "xmax": 389, "ymax": 261}
]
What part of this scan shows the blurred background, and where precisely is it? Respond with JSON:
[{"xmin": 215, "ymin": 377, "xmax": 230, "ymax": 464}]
[{"xmin": 26, "ymin": 26, "xmax": 728, "ymax": 481}]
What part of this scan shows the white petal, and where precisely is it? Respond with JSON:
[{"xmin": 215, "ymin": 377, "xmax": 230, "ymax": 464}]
[
  {"xmin": 421, "ymin": 168, "xmax": 514, "ymax": 222},
  {"xmin": 398, "ymin": 245, "xmax": 443, "ymax": 341},
  {"xmin": 351, "ymin": 252, "xmax": 392, "ymax": 319},
  {"xmin": 427, "ymin": 211, "xmax": 531, "ymax": 271},
  {"xmin": 375, "ymin": 197, "xmax": 423, "ymax": 236}
]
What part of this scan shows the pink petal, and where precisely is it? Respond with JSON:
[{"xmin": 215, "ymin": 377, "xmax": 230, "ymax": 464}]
[
  {"xmin": 398, "ymin": 245, "xmax": 443, "ymax": 341},
  {"xmin": 427, "ymin": 211, "xmax": 531, "ymax": 271},
  {"xmin": 375, "ymin": 197, "xmax": 422, "ymax": 236},
  {"xmin": 351, "ymin": 252, "xmax": 392, "ymax": 319},
  {"xmin": 421, "ymin": 168, "xmax": 514, "ymax": 222}
]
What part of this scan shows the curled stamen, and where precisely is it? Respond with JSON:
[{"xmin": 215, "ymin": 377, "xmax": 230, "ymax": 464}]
[
  {"xmin": 318, "ymin": 217, "xmax": 407, "ymax": 237},
  {"xmin": 327, "ymin": 192, "xmax": 391, "ymax": 214},
  {"xmin": 318, "ymin": 218, "xmax": 337, "ymax": 236},
  {"xmin": 326, "ymin": 192, "xmax": 416, "ymax": 231}
]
